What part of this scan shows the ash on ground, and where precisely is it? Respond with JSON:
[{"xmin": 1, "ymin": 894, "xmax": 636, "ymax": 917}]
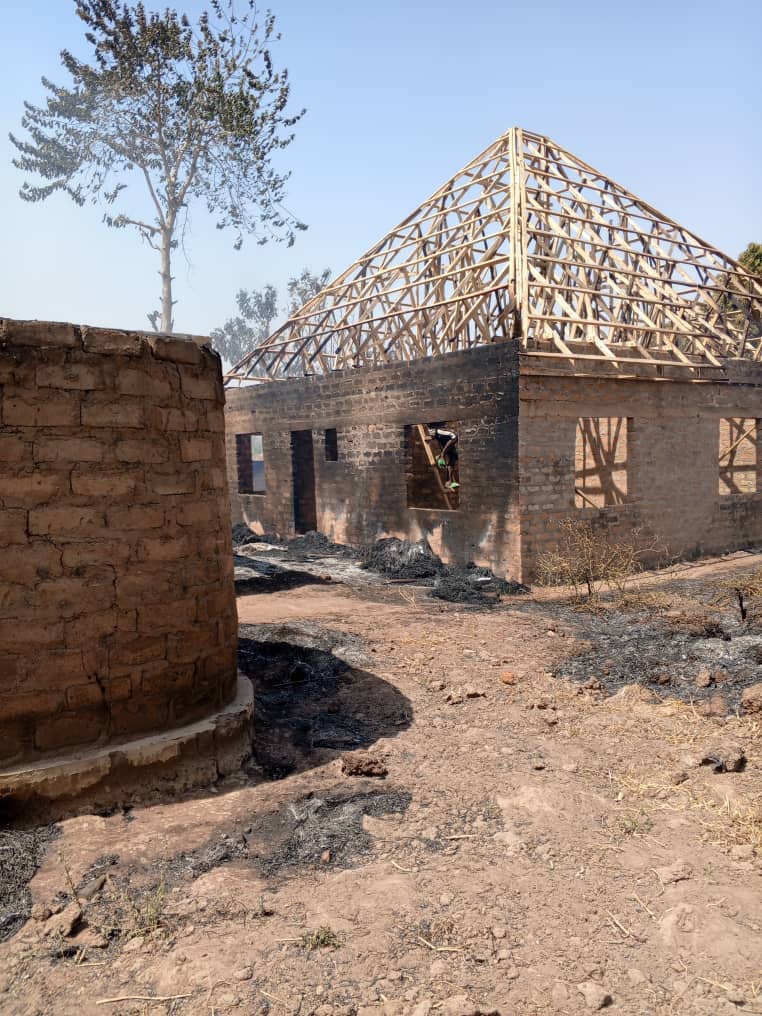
[
  {"xmin": 233, "ymin": 525, "xmax": 355, "ymax": 560},
  {"xmin": 0, "ymin": 825, "xmax": 60, "ymax": 942},
  {"xmin": 553, "ymin": 601, "xmax": 762, "ymax": 710},
  {"xmin": 234, "ymin": 555, "xmax": 331, "ymax": 596},
  {"xmin": 362, "ymin": 537, "xmax": 528, "ymax": 604},
  {"xmin": 258, "ymin": 788, "xmax": 411, "ymax": 874},
  {"xmin": 238, "ymin": 624, "xmax": 412, "ymax": 779}
]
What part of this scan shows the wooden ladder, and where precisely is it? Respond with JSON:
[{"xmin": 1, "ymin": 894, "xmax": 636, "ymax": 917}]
[{"xmin": 416, "ymin": 425, "xmax": 455, "ymax": 510}]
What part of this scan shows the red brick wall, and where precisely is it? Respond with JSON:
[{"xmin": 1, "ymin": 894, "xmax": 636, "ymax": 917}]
[
  {"xmin": 225, "ymin": 343, "xmax": 522, "ymax": 576},
  {"xmin": 0, "ymin": 318, "xmax": 237, "ymax": 765},
  {"xmin": 519, "ymin": 371, "xmax": 762, "ymax": 579}
]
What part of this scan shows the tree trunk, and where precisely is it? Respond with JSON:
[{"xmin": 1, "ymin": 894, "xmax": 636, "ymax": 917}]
[{"xmin": 160, "ymin": 225, "xmax": 174, "ymax": 333}]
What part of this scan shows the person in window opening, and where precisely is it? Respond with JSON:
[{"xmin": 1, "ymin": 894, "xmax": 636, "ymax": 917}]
[{"xmin": 427, "ymin": 423, "xmax": 460, "ymax": 490}]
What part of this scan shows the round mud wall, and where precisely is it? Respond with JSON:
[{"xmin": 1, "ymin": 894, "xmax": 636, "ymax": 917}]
[{"xmin": 0, "ymin": 318, "xmax": 238, "ymax": 766}]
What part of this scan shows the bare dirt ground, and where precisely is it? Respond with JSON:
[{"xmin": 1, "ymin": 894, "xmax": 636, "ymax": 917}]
[{"xmin": 2, "ymin": 544, "xmax": 762, "ymax": 1016}]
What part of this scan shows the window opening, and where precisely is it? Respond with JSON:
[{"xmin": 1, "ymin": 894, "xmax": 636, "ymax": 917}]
[
  {"xmin": 574, "ymin": 417, "xmax": 628, "ymax": 508},
  {"xmin": 236, "ymin": 433, "xmax": 266, "ymax": 494},
  {"xmin": 719, "ymin": 418, "xmax": 758, "ymax": 495},
  {"xmin": 324, "ymin": 428, "xmax": 338, "ymax": 461},
  {"xmin": 405, "ymin": 422, "xmax": 460, "ymax": 510}
]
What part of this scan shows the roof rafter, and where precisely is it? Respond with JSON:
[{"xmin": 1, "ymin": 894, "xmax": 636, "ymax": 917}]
[{"xmin": 225, "ymin": 128, "xmax": 762, "ymax": 385}]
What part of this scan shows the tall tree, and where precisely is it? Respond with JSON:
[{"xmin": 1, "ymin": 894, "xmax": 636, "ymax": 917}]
[
  {"xmin": 211, "ymin": 266, "xmax": 330, "ymax": 366},
  {"xmin": 739, "ymin": 243, "xmax": 762, "ymax": 278},
  {"xmin": 10, "ymin": 0, "xmax": 305, "ymax": 332}
]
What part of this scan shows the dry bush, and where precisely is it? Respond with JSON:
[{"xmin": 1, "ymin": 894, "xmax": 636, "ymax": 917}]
[
  {"xmin": 537, "ymin": 519, "xmax": 660, "ymax": 601},
  {"xmin": 716, "ymin": 567, "xmax": 762, "ymax": 623}
]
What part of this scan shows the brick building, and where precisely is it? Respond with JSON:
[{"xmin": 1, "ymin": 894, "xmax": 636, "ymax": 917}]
[{"xmin": 224, "ymin": 129, "xmax": 762, "ymax": 582}]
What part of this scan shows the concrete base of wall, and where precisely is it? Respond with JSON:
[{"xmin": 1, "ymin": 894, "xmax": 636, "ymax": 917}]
[{"xmin": 0, "ymin": 673, "xmax": 254, "ymax": 822}]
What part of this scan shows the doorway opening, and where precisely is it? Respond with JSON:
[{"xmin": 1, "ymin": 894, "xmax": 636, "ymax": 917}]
[{"xmin": 291, "ymin": 430, "xmax": 318, "ymax": 533}]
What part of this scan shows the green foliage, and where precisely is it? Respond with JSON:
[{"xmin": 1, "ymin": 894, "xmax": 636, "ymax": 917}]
[
  {"xmin": 300, "ymin": 925, "xmax": 343, "ymax": 951},
  {"xmin": 212, "ymin": 266, "xmax": 330, "ymax": 366},
  {"xmin": 739, "ymin": 243, "xmax": 762, "ymax": 278},
  {"xmin": 10, "ymin": 0, "xmax": 305, "ymax": 331}
]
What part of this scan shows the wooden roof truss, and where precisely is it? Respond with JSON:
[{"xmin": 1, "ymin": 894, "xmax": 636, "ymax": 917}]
[{"xmin": 226, "ymin": 128, "xmax": 762, "ymax": 385}]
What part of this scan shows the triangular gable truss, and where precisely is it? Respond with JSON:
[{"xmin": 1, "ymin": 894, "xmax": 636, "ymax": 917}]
[{"xmin": 225, "ymin": 128, "xmax": 762, "ymax": 384}]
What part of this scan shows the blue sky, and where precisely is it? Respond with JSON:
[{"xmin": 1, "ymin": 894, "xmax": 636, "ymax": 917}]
[{"xmin": 0, "ymin": 0, "xmax": 759, "ymax": 337}]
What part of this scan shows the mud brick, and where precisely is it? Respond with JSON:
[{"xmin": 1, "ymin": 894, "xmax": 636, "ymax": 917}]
[
  {"xmin": 64, "ymin": 609, "xmax": 119, "ymax": 647},
  {"xmin": 0, "ymin": 471, "xmax": 67, "ymax": 506},
  {"xmin": 0, "ymin": 543, "xmax": 62, "ymax": 586},
  {"xmin": 0, "ymin": 510, "xmax": 27, "ymax": 546},
  {"xmin": 178, "ymin": 366, "xmax": 222, "ymax": 402},
  {"xmin": 137, "ymin": 598, "xmax": 198, "ymax": 634},
  {"xmin": 148, "ymin": 335, "xmax": 203, "ymax": 365},
  {"xmin": 81, "ymin": 326, "xmax": 142, "ymax": 357},
  {"xmin": 180, "ymin": 436, "xmax": 213, "ymax": 461},
  {"xmin": 29, "ymin": 505, "xmax": 105, "ymax": 536},
  {"xmin": 2, "ymin": 319, "xmax": 79, "ymax": 348},
  {"xmin": 0, "ymin": 721, "xmax": 29, "ymax": 761},
  {"xmin": 109, "ymin": 697, "xmax": 168, "ymax": 737},
  {"xmin": 35, "ymin": 574, "xmax": 115, "ymax": 620},
  {"xmin": 34, "ymin": 437, "xmax": 107, "ymax": 463},
  {"xmin": 109, "ymin": 637, "xmax": 166, "ymax": 668},
  {"xmin": 36, "ymin": 362, "xmax": 105, "ymax": 390},
  {"xmin": 65, "ymin": 681, "xmax": 106, "ymax": 710},
  {"xmin": 35, "ymin": 710, "xmax": 103, "ymax": 751},
  {"xmin": 137, "ymin": 534, "xmax": 193, "ymax": 562},
  {"xmin": 117, "ymin": 366, "xmax": 176, "ymax": 401},
  {"xmin": 62, "ymin": 540, "xmax": 133, "ymax": 569},
  {"xmin": 149, "ymin": 469, "xmax": 197, "ymax": 495},
  {"xmin": 71, "ymin": 467, "xmax": 142, "ymax": 498},
  {"xmin": 116, "ymin": 438, "xmax": 170, "ymax": 464},
  {"xmin": 0, "ymin": 435, "xmax": 29, "ymax": 463},
  {"xmin": 81, "ymin": 398, "xmax": 144, "ymax": 428},
  {"xmin": 2, "ymin": 391, "xmax": 81, "ymax": 427},
  {"xmin": 106, "ymin": 504, "xmax": 164, "ymax": 530}
]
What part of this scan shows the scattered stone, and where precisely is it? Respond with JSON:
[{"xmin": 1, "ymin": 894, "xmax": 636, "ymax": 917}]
[
  {"xmin": 741, "ymin": 682, "xmax": 762, "ymax": 715},
  {"xmin": 70, "ymin": 926, "xmax": 108, "ymax": 949},
  {"xmin": 428, "ymin": 680, "xmax": 446, "ymax": 692},
  {"xmin": 446, "ymin": 689, "xmax": 464, "ymax": 705},
  {"xmin": 671, "ymin": 770, "xmax": 689, "ymax": 785},
  {"xmin": 30, "ymin": 904, "xmax": 51, "ymax": 922},
  {"xmin": 551, "ymin": 982, "xmax": 571, "ymax": 1006},
  {"xmin": 583, "ymin": 678, "xmax": 603, "ymax": 691},
  {"xmin": 43, "ymin": 902, "xmax": 82, "ymax": 939},
  {"xmin": 463, "ymin": 685, "xmax": 486, "ymax": 698},
  {"xmin": 440, "ymin": 997, "xmax": 500, "ymax": 1016},
  {"xmin": 577, "ymin": 981, "xmax": 613, "ymax": 1009},
  {"xmin": 654, "ymin": 860, "xmax": 693, "ymax": 885},
  {"xmin": 503, "ymin": 967, "xmax": 520, "ymax": 980},
  {"xmin": 341, "ymin": 752, "xmax": 388, "ymax": 778},
  {"xmin": 500, "ymin": 672, "xmax": 516, "ymax": 685},
  {"xmin": 78, "ymin": 875, "xmax": 107, "ymax": 901},
  {"xmin": 699, "ymin": 744, "xmax": 745, "ymax": 773},
  {"xmin": 695, "ymin": 668, "xmax": 714, "ymax": 689},
  {"xmin": 531, "ymin": 759, "xmax": 546, "ymax": 771},
  {"xmin": 320, "ymin": 849, "xmax": 331, "ymax": 864},
  {"xmin": 234, "ymin": 966, "xmax": 254, "ymax": 981},
  {"xmin": 730, "ymin": 844, "xmax": 755, "ymax": 861},
  {"xmin": 725, "ymin": 986, "xmax": 746, "ymax": 1005},
  {"xmin": 439, "ymin": 893, "xmax": 453, "ymax": 906},
  {"xmin": 122, "ymin": 936, "xmax": 144, "ymax": 953},
  {"xmin": 491, "ymin": 925, "xmax": 507, "ymax": 939},
  {"xmin": 697, "ymin": 694, "xmax": 729, "ymax": 718},
  {"xmin": 496, "ymin": 949, "xmax": 512, "ymax": 962}
]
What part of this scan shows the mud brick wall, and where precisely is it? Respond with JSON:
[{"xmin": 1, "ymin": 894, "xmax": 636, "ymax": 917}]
[
  {"xmin": 519, "ymin": 371, "xmax": 762, "ymax": 579},
  {"xmin": 225, "ymin": 343, "xmax": 522, "ymax": 576},
  {"xmin": 0, "ymin": 318, "xmax": 237, "ymax": 766}
]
